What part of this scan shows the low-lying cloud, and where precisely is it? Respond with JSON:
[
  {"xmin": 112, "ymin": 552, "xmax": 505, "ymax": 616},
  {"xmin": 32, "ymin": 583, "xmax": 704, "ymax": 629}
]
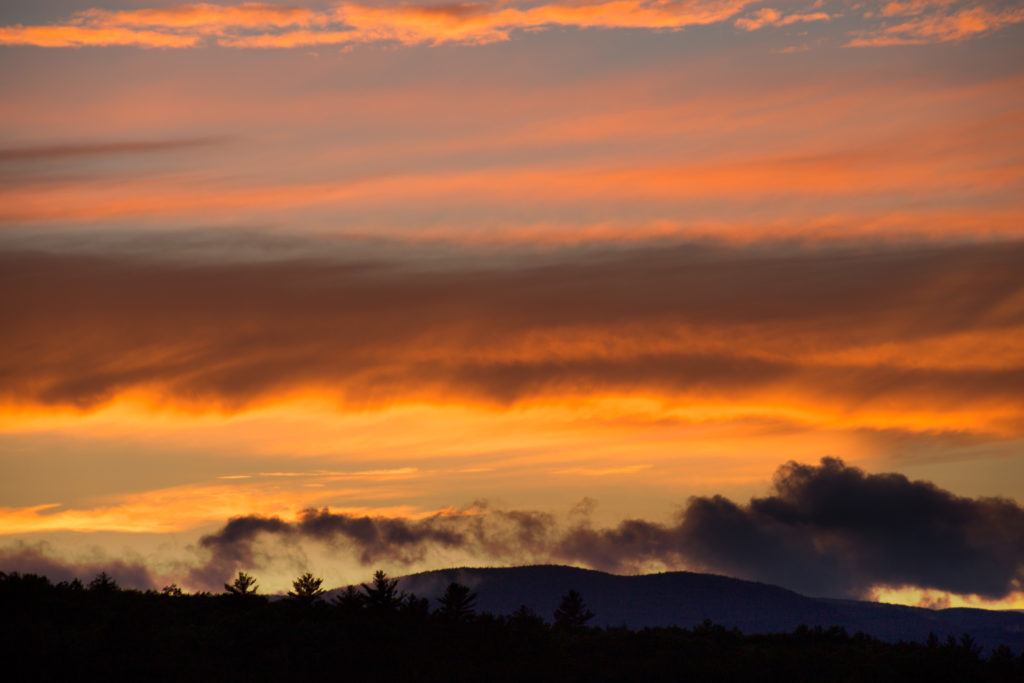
[
  {"xmin": 5, "ymin": 458, "xmax": 1021, "ymax": 599},
  {"xmin": 0, "ymin": 542, "xmax": 157, "ymax": 590},
  {"xmin": 181, "ymin": 458, "xmax": 1024, "ymax": 600}
]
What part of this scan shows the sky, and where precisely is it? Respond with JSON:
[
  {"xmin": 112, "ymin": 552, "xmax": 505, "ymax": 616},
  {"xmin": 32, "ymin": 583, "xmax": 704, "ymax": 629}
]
[{"xmin": 1, "ymin": 0, "xmax": 1023, "ymax": 607}]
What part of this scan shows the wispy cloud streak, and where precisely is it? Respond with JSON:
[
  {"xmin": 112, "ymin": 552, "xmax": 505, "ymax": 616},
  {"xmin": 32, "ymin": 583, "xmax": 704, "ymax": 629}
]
[{"xmin": 0, "ymin": 137, "xmax": 227, "ymax": 161}]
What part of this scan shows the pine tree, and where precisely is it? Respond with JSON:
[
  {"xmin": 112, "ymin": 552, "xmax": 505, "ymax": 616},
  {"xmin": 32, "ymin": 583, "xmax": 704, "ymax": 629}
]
[
  {"xmin": 362, "ymin": 570, "xmax": 403, "ymax": 611},
  {"xmin": 437, "ymin": 582, "xmax": 477, "ymax": 621},
  {"xmin": 333, "ymin": 585, "xmax": 365, "ymax": 613},
  {"xmin": 288, "ymin": 572, "xmax": 325, "ymax": 603},
  {"xmin": 553, "ymin": 589, "xmax": 594, "ymax": 631},
  {"xmin": 225, "ymin": 571, "xmax": 259, "ymax": 595}
]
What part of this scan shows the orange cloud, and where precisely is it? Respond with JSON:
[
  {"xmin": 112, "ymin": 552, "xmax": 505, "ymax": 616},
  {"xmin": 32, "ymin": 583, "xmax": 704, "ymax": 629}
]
[
  {"xmin": 4, "ymin": 133, "xmax": 1021, "ymax": 223},
  {"xmin": 332, "ymin": 0, "xmax": 756, "ymax": 46},
  {"xmin": 870, "ymin": 585, "xmax": 1024, "ymax": 611},
  {"xmin": 73, "ymin": 3, "xmax": 325, "ymax": 30},
  {"xmin": 0, "ymin": 2, "xmax": 327, "ymax": 47},
  {"xmin": 850, "ymin": 2, "xmax": 1024, "ymax": 46},
  {"xmin": 0, "ymin": 24, "xmax": 200, "ymax": 48},
  {"xmin": 3, "ymin": 1, "xmax": 1020, "ymax": 50},
  {"xmin": 0, "ymin": 481, "xmax": 422, "ymax": 534},
  {"xmin": 734, "ymin": 8, "xmax": 830, "ymax": 31},
  {"xmin": 4, "ymin": 64, "xmax": 1019, "ymax": 247},
  {"xmin": 879, "ymin": 0, "xmax": 958, "ymax": 18},
  {"xmin": 1, "ymin": 1, "xmax": 757, "ymax": 49}
]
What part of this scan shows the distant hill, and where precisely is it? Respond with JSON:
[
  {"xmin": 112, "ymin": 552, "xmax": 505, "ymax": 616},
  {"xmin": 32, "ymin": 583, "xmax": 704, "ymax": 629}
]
[{"xmin": 326, "ymin": 565, "xmax": 1024, "ymax": 652}]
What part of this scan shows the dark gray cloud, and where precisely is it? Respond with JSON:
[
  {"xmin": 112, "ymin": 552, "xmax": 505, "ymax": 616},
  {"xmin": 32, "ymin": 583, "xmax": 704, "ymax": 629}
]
[
  {"xmin": 1, "ymin": 235, "xmax": 1022, "ymax": 412},
  {"xmin": 188, "ymin": 504, "xmax": 555, "ymax": 589},
  {"xmin": 562, "ymin": 458, "xmax": 1024, "ymax": 598},
  {"xmin": 186, "ymin": 458, "xmax": 1024, "ymax": 599},
  {"xmin": 689, "ymin": 457, "xmax": 1024, "ymax": 598}
]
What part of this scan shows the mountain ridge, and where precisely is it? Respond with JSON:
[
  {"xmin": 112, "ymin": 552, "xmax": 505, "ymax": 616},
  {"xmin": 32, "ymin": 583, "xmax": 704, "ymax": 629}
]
[{"xmin": 324, "ymin": 564, "xmax": 1024, "ymax": 652}]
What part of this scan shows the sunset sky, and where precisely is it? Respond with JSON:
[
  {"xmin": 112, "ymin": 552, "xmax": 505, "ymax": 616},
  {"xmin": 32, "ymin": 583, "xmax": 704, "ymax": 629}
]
[{"xmin": 2, "ymin": 0, "xmax": 1023, "ymax": 607}]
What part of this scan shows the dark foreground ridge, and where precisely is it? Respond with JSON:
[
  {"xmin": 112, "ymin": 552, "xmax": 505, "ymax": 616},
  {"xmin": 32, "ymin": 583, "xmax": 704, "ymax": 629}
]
[
  {"xmin": 390, "ymin": 565, "xmax": 1024, "ymax": 652},
  {"xmin": 3, "ymin": 567, "xmax": 1024, "ymax": 682}
]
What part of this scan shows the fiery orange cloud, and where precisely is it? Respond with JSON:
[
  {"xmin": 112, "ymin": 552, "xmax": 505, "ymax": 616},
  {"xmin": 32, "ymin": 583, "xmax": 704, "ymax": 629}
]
[
  {"xmin": 870, "ymin": 586, "xmax": 1024, "ymax": 611},
  {"xmin": 328, "ymin": 0, "xmax": 755, "ymax": 47},
  {"xmin": 3, "ymin": 1, "xmax": 1022, "ymax": 50},
  {"xmin": 1, "ymin": 0, "xmax": 757, "ymax": 49},
  {"xmin": 4, "ymin": 1, "xmax": 1020, "ymax": 50},
  {"xmin": 0, "ymin": 3, "xmax": 325, "ymax": 48},
  {"xmin": 0, "ymin": 481, "xmax": 424, "ymax": 534}
]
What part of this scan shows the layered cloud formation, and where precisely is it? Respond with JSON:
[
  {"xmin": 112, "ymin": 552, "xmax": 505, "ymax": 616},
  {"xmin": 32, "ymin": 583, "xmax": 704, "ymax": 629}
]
[{"xmin": 3, "ymin": 235, "xmax": 1021, "ymax": 438}]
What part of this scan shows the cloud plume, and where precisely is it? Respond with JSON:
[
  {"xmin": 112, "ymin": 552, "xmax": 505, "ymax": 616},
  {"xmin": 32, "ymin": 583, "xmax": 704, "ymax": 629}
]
[{"xmin": 186, "ymin": 458, "xmax": 1024, "ymax": 600}]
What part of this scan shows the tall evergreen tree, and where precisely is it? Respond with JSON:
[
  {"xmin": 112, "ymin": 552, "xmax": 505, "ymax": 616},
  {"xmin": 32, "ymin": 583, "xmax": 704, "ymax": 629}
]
[
  {"xmin": 437, "ymin": 582, "xmax": 477, "ymax": 621},
  {"xmin": 333, "ymin": 585, "xmax": 365, "ymax": 613},
  {"xmin": 288, "ymin": 572, "xmax": 325, "ymax": 603},
  {"xmin": 362, "ymin": 570, "xmax": 404, "ymax": 611},
  {"xmin": 225, "ymin": 571, "xmax": 259, "ymax": 595}
]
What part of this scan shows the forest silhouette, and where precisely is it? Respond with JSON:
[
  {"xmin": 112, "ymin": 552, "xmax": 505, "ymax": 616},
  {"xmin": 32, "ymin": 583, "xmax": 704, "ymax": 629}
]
[{"xmin": 2, "ymin": 568, "xmax": 1022, "ymax": 682}]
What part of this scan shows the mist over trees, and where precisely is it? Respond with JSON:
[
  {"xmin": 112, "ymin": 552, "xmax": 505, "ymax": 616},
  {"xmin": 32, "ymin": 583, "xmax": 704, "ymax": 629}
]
[{"xmin": 2, "ymin": 568, "xmax": 1023, "ymax": 682}]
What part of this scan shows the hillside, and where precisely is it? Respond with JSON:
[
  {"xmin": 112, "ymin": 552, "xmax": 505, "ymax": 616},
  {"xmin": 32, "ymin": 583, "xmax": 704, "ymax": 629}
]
[{"xmin": 324, "ymin": 565, "xmax": 1024, "ymax": 652}]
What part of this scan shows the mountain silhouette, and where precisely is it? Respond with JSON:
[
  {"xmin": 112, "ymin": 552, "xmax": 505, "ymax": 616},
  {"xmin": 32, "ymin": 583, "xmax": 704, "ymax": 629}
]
[{"xmin": 324, "ymin": 565, "xmax": 1024, "ymax": 652}]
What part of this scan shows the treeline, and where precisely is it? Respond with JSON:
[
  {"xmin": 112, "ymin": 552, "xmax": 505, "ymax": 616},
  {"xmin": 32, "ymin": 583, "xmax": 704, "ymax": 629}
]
[{"xmin": 2, "ymin": 569, "xmax": 1022, "ymax": 682}]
